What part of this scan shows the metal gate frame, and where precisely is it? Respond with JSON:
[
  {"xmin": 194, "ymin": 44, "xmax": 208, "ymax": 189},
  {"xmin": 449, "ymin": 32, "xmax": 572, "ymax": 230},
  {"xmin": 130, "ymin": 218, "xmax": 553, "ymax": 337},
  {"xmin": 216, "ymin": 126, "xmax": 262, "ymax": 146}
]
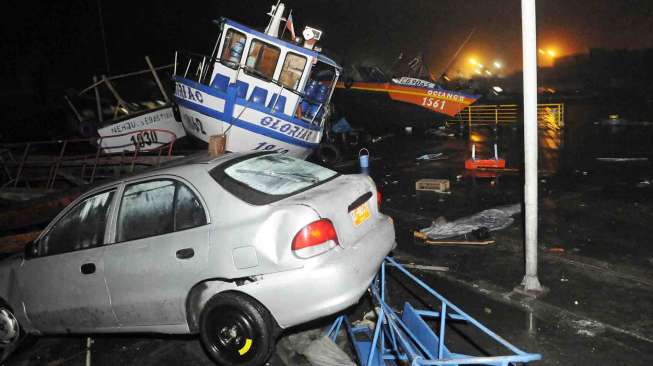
[{"xmin": 327, "ymin": 257, "xmax": 541, "ymax": 366}]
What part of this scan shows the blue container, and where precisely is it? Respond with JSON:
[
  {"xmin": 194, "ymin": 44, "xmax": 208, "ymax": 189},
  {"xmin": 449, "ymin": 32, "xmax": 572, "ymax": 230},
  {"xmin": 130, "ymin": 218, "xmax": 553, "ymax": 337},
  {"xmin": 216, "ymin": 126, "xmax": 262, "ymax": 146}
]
[{"xmin": 359, "ymin": 148, "xmax": 370, "ymax": 172}]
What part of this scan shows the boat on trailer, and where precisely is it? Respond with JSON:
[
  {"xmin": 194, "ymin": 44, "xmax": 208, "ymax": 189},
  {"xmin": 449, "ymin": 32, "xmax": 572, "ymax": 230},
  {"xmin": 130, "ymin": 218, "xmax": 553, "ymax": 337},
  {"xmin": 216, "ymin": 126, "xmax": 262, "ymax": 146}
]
[{"xmin": 173, "ymin": 3, "xmax": 341, "ymax": 159}]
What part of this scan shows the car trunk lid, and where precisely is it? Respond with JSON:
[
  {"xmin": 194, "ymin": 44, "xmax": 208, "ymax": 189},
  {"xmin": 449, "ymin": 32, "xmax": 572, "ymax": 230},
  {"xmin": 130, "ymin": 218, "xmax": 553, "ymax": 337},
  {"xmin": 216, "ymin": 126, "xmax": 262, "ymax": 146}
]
[{"xmin": 274, "ymin": 174, "xmax": 379, "ymax": 248}]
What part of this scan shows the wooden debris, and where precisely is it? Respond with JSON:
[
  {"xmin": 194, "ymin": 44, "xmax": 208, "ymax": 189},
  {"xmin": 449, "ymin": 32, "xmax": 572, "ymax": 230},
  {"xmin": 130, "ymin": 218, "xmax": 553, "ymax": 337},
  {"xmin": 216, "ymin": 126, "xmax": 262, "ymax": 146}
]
[
  {"xmin": 401, "ymin": 263, "xmax": 449, "ymax": 272},
  {"xmin": 415, "ymin": 179, "xmax": 450, "ymax": 193},
  {"xmin": 424, "ymin": 239, "xmax": 495, "ymax": 246},
  {"xmin": 413, "ymin": 230, "xmax": 495, "ymax": 246},
  {"xmin": 208, "ymin": 134, "xmax": 226, "ymax": 156},
  {"xmin": 0, "ymin": 230, "xmax": 40, "ymax": 254}
]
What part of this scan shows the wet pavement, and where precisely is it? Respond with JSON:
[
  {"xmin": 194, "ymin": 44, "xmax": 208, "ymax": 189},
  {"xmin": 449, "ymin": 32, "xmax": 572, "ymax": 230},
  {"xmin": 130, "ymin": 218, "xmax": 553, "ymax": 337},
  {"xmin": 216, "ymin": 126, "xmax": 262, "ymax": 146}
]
[{"xmin": 4, "ymin": 102, "xmax": 653, "ymax": 365}]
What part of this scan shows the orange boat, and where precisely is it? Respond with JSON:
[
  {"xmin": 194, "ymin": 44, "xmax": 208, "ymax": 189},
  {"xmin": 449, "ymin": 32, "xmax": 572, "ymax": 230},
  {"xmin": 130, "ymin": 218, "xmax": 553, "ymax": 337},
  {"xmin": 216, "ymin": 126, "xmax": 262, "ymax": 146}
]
[{"xmin": 332, "ymin": 60, "xmax": 480, "ymax": 133}]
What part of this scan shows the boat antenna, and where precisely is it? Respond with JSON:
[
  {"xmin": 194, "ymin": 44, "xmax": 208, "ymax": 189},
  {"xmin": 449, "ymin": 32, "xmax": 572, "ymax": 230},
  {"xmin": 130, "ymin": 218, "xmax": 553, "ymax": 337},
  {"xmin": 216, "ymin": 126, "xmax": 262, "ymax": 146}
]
[
  {"xmin": 436, "ymin": 28, "xmax": 476, "ymax": 83},
  {"xmin": 280, "ymin": 9, "xmax": 292, "ymax": 39}
]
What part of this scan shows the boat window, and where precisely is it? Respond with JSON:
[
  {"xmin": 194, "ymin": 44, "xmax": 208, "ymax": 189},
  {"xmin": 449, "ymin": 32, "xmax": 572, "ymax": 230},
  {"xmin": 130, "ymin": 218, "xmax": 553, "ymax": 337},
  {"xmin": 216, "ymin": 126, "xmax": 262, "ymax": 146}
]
[
  {"xmin": 246, "ymin": 39, "xmax": 281, "ymax": 80},
  {"xmin": 279, "ymin": 52, "xmax": 307, "ymax": 90},
  {"xmin": 220, "ymin": 29, "xmax": 247, "ymax": 68},
  {"xmin": 39, "ymin": 190, "xmax": 115, "ymax": 256}
]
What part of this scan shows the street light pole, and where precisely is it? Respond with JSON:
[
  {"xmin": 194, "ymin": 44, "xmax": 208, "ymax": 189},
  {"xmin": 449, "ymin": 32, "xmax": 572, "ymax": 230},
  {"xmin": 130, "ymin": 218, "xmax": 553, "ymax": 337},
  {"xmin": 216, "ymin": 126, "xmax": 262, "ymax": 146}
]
[{"xmin": 520, "ymin": 0, "xmax": 544, "ymax": 293}]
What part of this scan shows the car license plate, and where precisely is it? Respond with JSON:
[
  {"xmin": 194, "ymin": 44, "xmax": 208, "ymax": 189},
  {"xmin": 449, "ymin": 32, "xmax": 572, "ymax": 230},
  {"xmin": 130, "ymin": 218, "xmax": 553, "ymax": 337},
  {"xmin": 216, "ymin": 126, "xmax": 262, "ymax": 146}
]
[{"xmin": 351, "ymin": 202, "xmax": 370, "ymax": 227}]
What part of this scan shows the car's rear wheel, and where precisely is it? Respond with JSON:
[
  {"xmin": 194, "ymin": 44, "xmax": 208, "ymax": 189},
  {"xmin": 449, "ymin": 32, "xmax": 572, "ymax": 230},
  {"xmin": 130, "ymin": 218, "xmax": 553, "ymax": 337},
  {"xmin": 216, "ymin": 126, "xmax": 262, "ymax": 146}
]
[
  {"xmin": 0, "ymin": 301, "xmax": 20, "ymax": 360},
  {"xmin": 199, "ymin": 292, "xmax": 275, "ymax": 366}
]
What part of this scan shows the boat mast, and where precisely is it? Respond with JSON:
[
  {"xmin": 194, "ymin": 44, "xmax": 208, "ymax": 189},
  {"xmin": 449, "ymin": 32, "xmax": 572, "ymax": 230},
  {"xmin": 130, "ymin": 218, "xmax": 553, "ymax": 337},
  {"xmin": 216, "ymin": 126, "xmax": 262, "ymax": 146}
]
[{"xmin": 264, "ymin": 1, "xmax": 285, "ymax": 38}]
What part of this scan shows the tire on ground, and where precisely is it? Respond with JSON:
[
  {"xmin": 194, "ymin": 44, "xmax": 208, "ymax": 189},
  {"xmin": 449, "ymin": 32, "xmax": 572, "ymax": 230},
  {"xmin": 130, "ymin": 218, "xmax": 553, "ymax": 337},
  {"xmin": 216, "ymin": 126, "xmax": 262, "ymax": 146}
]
[
  {"xmin": 315, "ymin": 143, "xmax": 341, "ymax": 166},
  {"xmin": 199, "ymin": 292, "xmax": 276, "ymax": 366}
]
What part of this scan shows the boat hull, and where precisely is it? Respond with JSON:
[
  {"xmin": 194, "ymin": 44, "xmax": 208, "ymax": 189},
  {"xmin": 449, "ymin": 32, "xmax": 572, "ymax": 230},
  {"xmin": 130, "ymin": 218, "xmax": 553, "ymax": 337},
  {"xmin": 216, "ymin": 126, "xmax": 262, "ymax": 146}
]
[
  {"xmin": 333, "ymin": 81, "xmax": 479, "ymax": 134},
  {"xmin": 174, "ymin": 77, "xmax": 321, "ymax": 159},
  {"xmin": 97, "ymin": 106, "xmax": 186, "ymax": 154}
]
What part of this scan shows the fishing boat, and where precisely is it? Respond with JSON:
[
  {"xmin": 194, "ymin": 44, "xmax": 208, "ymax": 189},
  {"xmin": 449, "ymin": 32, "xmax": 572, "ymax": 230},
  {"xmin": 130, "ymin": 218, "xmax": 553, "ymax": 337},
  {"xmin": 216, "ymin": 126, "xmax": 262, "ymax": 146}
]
[
  {"xmin": 173, "ymin": 3, "xmax": 341, "ymax": 159},
  {"xmin": 66, "ymin": 57, "xmax": 186, "ymax": 154},
  {"xmin": 334, "ymin": 54, "xmax": 480, "ymax": 134}
]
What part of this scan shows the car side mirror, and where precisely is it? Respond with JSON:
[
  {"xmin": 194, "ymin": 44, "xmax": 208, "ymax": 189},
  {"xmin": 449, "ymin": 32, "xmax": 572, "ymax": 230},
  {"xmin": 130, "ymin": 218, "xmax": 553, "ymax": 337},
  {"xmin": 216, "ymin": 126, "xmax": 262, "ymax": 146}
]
[{"xmin": 24, "ymin": 241, "xmax": 39, "ymax": 259}]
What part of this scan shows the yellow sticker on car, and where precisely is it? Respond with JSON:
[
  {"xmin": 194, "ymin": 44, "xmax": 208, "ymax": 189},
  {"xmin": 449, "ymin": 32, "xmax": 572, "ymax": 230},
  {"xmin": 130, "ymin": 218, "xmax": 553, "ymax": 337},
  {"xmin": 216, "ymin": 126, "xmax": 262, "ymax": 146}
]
[
  {"xmin": 351, "ymin": 202, "xmax": 370, "ymax": 227},
  {"xmin": 238, "ymin": 338, "xmax": 252, "ymax": 356}
]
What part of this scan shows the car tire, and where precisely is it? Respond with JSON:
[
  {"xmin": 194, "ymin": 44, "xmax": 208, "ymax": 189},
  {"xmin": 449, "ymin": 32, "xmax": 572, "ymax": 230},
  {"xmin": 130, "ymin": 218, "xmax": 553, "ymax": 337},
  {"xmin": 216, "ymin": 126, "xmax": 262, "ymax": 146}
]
[
  {"xmin": 0, "ymin": 300, "xmax": 21, "ymax": 361},
  {"xmin": 199, "ymin": 292, "xmax": 275, "ymax": 366},
  {"xmin": 315, "ymin": 143, "xmax": 341, "ymax": 166}
]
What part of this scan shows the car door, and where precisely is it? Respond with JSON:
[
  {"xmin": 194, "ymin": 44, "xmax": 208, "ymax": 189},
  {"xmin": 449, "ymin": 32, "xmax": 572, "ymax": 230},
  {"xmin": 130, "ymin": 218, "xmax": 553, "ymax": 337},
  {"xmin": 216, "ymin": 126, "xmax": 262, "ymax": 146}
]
[
  {"xmin": 18, "ymin": 189, "xmax": 118, "ymax": 333},
  {"xmin": 103, "ymin": 177, "xmax": 210, "ymax": 327}
]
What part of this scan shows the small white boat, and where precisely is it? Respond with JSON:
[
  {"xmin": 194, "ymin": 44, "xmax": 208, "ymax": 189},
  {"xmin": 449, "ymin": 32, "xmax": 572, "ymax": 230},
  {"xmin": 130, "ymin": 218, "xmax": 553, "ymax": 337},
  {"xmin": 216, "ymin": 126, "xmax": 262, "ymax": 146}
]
[
  {"xmin": 173, "ymin": 3, "xmax": 341, "ymax": 159},
  {"xmin": 67, "ymin": 57, "xmax": 186, "ymax": 154}
]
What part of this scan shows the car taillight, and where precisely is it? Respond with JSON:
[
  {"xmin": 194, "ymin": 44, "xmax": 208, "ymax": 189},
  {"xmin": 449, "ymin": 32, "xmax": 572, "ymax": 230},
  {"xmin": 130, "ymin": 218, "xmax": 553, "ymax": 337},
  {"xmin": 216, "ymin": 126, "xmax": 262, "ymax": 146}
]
[
  {"xmin": 292, "ymin": 219, "xmax": 339, "ymax": 258},
  {"xmin": 376, "ymin": 190, "xmax": 382, "ymax": 206}
]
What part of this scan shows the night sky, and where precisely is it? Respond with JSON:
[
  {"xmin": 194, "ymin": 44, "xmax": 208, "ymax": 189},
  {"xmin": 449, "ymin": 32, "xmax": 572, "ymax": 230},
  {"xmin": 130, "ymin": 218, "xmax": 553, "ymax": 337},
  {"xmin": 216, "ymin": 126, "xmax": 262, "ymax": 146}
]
[{"xmin": 2, "ymin": 0, "xmax": 653, "ymax": 94}]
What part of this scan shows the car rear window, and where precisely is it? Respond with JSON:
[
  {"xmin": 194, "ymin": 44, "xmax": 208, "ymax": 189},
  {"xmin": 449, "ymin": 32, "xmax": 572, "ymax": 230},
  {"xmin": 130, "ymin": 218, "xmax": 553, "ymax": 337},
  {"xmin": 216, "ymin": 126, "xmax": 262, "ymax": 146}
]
[{"xmin": 211, "ymin": 153, "xmax": 338, "ymax": 205}]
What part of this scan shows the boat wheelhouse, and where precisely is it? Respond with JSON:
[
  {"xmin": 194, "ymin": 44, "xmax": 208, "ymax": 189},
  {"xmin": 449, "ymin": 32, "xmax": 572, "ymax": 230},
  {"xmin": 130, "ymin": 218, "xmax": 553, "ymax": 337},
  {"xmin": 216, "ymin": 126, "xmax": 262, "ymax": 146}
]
[{"xmin": 173, "ymin": 4, "xmax": 341, "ymax": 159}]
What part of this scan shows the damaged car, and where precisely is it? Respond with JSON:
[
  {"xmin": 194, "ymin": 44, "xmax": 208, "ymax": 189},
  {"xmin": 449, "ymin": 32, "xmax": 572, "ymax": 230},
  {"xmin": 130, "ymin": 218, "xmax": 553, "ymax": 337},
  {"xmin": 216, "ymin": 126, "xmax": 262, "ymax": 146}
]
[{"xmin": 0, "ymin": 151, "xmax": 396, "ymax": 366}]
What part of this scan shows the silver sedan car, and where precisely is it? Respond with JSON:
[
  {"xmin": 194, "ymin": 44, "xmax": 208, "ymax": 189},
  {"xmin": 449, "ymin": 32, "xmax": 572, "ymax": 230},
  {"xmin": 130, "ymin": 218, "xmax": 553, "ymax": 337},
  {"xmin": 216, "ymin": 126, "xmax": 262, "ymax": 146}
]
[{"xmin": 0, "ymin": 152, "xmax": 396, "ymax": 366}]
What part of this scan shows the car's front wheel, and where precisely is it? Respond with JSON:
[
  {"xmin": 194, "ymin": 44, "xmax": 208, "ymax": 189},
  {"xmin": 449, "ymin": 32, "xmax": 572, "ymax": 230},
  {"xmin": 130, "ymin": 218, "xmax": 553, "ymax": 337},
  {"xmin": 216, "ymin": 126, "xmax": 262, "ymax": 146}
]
[
  {"xmin": 0, "ymin": 301, "xmax": 20, "ymax": 361},
  {"xmin": 199, "ymin": 292, "xmax": 276, "ymax": 366}
]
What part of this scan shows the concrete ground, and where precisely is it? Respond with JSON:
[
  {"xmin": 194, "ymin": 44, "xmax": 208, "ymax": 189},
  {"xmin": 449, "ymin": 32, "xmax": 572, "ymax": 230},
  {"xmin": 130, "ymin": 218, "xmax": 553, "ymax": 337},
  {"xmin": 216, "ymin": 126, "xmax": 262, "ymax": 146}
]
[{"xmin": 4, "ymin": 119, "xmax": 653, "ymax": 365}]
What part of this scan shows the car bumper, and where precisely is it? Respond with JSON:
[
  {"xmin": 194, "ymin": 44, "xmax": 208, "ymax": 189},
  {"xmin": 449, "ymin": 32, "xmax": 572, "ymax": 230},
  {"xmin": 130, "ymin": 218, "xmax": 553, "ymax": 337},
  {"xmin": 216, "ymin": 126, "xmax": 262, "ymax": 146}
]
[{"xmin": 239, "ymin": 215, "xmax": 395, "ymax": 329}]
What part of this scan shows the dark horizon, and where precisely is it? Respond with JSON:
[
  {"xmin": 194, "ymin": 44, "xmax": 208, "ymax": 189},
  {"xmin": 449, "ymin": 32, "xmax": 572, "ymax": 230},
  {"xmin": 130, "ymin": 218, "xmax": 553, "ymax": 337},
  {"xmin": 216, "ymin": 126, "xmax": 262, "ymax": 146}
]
[{"xmin": 2, "ymin": 0, "xmax": 653, "ymax": 89}]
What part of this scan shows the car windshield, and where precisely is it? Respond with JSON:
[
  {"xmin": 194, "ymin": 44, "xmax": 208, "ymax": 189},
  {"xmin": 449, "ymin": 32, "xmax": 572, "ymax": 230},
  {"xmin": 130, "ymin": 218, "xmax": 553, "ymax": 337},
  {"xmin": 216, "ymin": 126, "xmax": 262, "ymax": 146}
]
[{"xmin": 223, "ymin": 154, "xmax": 337, "ymax": 196}]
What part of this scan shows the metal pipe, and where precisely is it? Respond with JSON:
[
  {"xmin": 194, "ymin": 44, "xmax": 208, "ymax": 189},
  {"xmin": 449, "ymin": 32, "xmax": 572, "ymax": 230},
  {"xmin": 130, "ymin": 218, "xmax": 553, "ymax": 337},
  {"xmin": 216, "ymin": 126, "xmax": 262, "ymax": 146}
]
[
  {"xmin": 173, "ymin": 51, "xmax": 178, "ymax": 76},
  {"xmin": 145, "ymin": 56, "xmax": 169, "ymax": 103},
  {"xmin": 521, "ymin": 0, "xmax": 543, "ymax": 292},
  {"xmin": 93, "ymin": 76, "xmax": 103, "ymax": 123}
]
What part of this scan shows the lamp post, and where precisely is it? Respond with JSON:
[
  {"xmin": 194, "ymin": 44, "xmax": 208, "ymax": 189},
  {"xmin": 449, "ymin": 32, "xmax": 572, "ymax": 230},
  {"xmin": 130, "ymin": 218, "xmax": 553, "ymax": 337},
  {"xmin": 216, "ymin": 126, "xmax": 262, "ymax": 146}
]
[{"xmin": 520, "ymin": 0, "xmax": 545, "ymax": 294}]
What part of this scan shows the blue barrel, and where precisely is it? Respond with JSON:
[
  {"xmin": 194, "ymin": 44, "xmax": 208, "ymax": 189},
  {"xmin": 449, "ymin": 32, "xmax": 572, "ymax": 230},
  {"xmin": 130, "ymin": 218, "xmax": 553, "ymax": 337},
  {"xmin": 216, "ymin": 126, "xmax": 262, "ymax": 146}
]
[{"xmin": 315, "ymin": 84, "xmax": 329, "ymax": 103}]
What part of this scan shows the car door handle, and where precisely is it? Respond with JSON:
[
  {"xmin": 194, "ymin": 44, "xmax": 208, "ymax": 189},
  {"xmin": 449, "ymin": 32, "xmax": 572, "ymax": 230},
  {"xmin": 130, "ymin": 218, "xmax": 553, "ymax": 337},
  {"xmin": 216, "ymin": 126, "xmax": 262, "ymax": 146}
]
[
  {"xmin": 81, "ymin": 263, "xmax": 96, "ymax": 275},
  {"xmin": 176, "ymin": 248, "xmax": 195, "ymax": 259}
]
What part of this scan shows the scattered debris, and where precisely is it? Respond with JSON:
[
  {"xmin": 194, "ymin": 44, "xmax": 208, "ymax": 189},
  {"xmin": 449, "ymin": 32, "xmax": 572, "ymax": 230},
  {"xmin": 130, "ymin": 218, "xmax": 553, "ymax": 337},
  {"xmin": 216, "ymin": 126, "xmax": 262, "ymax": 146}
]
[
  {"xmin": 570, "ymin": 319, "xmax": 605, "ymax": 337},
  {"xmin": 596, "ymin": 157, "xmax": 649, "ymax": 163},
  {"xmin": 484, "ymin": 307, "xmax": 493, "ymax": 314},
  {"xmin": 636, "ymin": 180, "xmax": 651, "ymax": 188},
  {"xmin": 417, "ymin": 203, "xmax": 520, "ymax": 240},
  {"xmin": 283, "ymin": 329, "xmax": 355, "ymax": 366},
  {"xmin": 401, "ymin": 263, "xmax": 450, "ymax": 272},
  {"xmin": 415, "ymin": 153, "xmax": 449, "ymax": 161},
  {"xmin": 332, "ymin": 117, "xmax": 353, "ymax": 134},
  {"xmin": 415, "ymin": 179, "xmax": 450, "ymax": 193},
  {"xmin": 547, "ymin": 247, "xmax": 565, "ymax": 253},
  {"xmin": 371, "ymin": 133, "xmax": 394, "ymax": 144},
  {"xmin": 560, "ymin": 277, "xmax": 569, "ymax": 282}
]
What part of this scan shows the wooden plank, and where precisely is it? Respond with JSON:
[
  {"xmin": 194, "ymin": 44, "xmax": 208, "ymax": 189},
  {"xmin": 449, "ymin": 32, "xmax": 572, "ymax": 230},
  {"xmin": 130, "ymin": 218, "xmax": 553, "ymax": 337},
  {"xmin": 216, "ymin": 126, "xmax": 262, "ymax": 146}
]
[{"xmin": 0, "ymin": 230, "xmax": 40, "ymax": 254}]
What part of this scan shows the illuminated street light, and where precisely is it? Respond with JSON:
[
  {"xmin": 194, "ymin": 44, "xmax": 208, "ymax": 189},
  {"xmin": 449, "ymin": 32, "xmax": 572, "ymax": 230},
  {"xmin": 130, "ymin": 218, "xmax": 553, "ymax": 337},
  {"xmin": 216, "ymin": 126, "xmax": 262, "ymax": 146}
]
[
  {"xmin": 493, "ymin": 61, "xmax": 502, "ymax": 69},
  {"xmin": 546, "ymin": 49, "xmax": 556, "ymax": 57},
  {"xmin": 469, "ymin": 57, "xmax": 478, "ymax": 65}
]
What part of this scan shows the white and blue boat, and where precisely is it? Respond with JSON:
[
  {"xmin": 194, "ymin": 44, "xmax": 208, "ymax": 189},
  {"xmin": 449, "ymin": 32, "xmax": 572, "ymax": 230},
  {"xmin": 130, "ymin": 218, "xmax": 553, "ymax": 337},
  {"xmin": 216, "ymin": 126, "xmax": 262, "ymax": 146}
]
[{"xmin": 173, "ymin": 3, "xmax": 341, "ymax": 159}]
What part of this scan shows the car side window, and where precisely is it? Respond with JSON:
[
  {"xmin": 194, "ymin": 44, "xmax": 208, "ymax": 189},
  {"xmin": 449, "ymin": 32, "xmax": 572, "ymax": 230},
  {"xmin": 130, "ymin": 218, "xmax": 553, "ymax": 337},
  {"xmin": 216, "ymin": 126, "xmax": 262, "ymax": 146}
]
[
  {"xmin": 116, "ymin": 179, "xmax": 207, "ymax": 242},
  {"xmin": 117, "ymin": 180, "xmax": 175, "ymax": 242},
  {"xmin": 174, "ymin": 183, "xmax": 207, "ymax": 231},
  {"xmin": 39, "ymin": 190, "xmax": 115, "ymax": 256}
]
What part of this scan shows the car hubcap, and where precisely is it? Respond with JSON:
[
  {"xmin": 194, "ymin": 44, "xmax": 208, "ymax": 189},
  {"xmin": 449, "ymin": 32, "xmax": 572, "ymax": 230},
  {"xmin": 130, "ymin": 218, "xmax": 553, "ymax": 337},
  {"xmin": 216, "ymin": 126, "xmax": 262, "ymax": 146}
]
[
  {"xmin": 208, "ymin": 308, "xmax": 256, "ymax": 362},
  {"xmin": 0, "ymin": 308, "xmax": 18, "ymax": 345}
]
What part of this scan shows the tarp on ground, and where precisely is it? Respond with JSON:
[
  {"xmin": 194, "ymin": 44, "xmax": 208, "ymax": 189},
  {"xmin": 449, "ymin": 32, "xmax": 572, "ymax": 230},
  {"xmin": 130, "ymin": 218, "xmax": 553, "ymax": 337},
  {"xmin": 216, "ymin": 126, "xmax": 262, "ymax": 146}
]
[{"xmin": 419, "ymin": 203, "xmax": 521, "ymax": 240}]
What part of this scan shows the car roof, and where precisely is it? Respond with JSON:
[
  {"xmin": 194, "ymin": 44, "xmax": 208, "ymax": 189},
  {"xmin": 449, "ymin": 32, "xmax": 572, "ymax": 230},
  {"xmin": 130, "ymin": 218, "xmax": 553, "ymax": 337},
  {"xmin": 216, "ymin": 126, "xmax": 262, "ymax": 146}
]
[{"xmin": 84, "ymin": 151, "xmax": 251, "ymax": 193}]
